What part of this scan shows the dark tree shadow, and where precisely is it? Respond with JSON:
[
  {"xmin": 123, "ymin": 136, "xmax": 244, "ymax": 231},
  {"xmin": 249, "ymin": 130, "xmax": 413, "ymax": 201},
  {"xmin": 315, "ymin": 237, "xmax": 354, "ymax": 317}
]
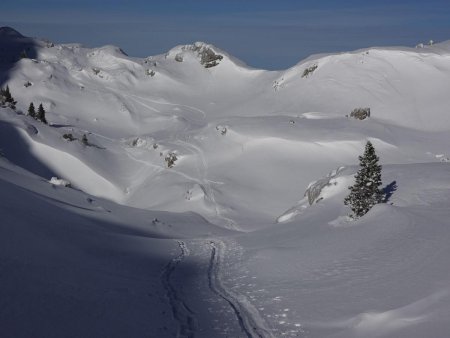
[
  {"xmin": 49, "ymin": 123, "xmax": 73, "ymax": 129},
  {"xmin": 383, "ymin": 180, "xmax": 397, "ymax": 203}
]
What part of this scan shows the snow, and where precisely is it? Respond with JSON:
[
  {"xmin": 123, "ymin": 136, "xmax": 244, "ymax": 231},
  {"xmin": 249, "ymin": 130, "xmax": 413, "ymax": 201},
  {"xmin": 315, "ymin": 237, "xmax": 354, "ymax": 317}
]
[{"xmin": 2, "ymin": 27, "xmax": 450, "ymax": 337}]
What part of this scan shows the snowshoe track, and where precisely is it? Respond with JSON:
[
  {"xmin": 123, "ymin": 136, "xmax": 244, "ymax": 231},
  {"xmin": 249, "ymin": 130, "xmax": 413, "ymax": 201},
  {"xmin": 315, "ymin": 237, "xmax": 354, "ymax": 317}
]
[
  {"xmin": 161, "ymin": 241, "xmax": 198, "ymax": 338},
  {"xmin": 207, "ymin": 240, "xmax": 275, "ymax": 338}
]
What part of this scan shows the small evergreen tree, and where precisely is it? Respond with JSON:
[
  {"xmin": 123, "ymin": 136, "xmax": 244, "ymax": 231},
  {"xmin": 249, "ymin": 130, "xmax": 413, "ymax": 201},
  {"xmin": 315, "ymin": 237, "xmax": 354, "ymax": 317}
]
[
  {"xmin": 36, "ymin": 103, "xmax": 47, "ymax": 124},
  {"xmin": 344, "ymin": 141, "xmax": 384, "ymax": 218},
  {"xmin": 4, "ymin": 86, "xmax": 14, "ymax": 104},
  {"xmin": 28, "ymin": 102, "xmax": 36, "ymax": 118},
  {"xmin": 81, "ymin": 134, "xmax": 88, "ymax": 146}
]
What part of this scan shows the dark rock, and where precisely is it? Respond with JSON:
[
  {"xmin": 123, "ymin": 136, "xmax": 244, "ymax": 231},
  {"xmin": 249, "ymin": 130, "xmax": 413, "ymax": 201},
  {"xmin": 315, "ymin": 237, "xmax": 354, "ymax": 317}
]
[{"xmin": 349, "ymin": 107, "xmax": 371, "ymax": 120}]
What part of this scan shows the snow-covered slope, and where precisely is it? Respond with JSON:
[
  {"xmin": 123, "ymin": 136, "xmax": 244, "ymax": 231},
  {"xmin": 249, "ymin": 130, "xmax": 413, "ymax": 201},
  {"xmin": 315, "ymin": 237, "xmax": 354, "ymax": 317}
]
[
  {"xmin": 3, "ymin": 26, "xmax": 450, "ymax": 227},
  {"xmin": 2, "ymin": 27, "xmax": 450, "ymax": 337}
]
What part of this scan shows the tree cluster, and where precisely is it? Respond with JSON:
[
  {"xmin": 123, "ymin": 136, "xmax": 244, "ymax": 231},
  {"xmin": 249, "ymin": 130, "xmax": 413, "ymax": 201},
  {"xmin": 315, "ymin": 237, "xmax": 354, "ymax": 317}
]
[
  {"xmin": 28, "ymin": 102, "xmax": 47, "ymax": 124},
  {"xmin": 0, "ymin": 86, "xmax": 17, "ymax": 109}
]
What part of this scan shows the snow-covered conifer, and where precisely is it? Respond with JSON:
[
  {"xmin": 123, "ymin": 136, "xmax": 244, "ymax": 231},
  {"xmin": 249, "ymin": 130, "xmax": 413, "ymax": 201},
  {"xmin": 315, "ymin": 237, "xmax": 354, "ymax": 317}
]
[
  {"xmin": 36, "ymin": 103, "xmax": 47, "ymax": 124},
  {"xmin": 344, "ymin": 141, "xmax": 384, "ymax": 218},
  {"xmin": 27, "ymin": 102, "xmax": 36, "ymax": 118},
  {"xmin": 81, "ymin": 134, "xmax": 89, "ymax": 145}
]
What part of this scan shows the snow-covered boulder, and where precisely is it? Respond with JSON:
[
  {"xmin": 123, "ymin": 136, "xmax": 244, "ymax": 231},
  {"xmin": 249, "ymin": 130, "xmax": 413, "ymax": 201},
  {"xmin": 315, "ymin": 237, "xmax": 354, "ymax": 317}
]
[{"xmin": 49, "ymin": 177, "xmax": 71, "ymax": 187}]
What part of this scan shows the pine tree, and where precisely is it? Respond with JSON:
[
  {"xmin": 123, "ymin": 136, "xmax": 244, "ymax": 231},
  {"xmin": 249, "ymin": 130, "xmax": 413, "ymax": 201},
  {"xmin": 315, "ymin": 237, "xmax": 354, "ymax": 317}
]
[
  {"xmin": 344, "ymin": 141, "xmax": 384, "ymax": 218},
  {"xmin": 36, "ymin": 103, "xmax": 47, "ymax": 124},
  {"xmin": 81, "ymin": 134, "xmax": 88, "ymax": 146},
  {"xmin": 3, "ymin": 86, "xmax": 11, "ymax": 102},
  {"xmin": 4, "ymin": 86, "xmax": 14, "ymax": 104},
  {"xmin": 28, "ymin": 102, "xmax": 36, "ymax": 118}
]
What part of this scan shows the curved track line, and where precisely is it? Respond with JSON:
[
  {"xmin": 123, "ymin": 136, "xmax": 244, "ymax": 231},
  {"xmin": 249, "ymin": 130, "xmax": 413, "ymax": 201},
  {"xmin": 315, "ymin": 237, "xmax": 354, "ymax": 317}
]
[
  {"xmin": 161, "ymin": 241, "xmax": 198, "ymax": 338},
  {"xmin": 128, "ymin": 93, "xmax": 206, "ymax": 119},
  {"xmin": 176, "ymin": 139, "xmax": 238, "ymax": 229}
]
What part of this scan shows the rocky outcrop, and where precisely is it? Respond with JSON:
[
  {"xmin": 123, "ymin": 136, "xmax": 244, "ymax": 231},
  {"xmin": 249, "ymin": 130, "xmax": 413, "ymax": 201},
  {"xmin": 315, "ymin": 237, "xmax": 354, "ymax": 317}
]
[
  {"xmin": 349, "ymin": 107, "xmax": 371, "ymax": 120},
  {"xmin": 176, "ymin": 42, "xmax": 224, "ymax": 68},
  {"xmin": 304, "ymin": 167, "xmax": 345, "ymax": 205}
]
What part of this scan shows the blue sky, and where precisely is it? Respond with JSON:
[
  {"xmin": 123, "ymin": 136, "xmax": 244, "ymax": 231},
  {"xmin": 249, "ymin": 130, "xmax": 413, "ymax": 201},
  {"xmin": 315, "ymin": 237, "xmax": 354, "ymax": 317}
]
[{"xmin": 2, "ymin": 0, "xmax": 450, "ymax": 69}]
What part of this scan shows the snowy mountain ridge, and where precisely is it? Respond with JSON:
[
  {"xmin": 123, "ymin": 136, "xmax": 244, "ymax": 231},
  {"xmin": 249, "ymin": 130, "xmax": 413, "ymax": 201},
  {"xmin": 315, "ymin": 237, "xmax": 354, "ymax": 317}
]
[{"xmin": 2, "ymin": 27, "xmax": 450, "ymax": 337}]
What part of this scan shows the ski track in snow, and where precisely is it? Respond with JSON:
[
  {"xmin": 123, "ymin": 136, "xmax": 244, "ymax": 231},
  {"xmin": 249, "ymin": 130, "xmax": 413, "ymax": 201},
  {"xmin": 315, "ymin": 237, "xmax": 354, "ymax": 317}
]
[
  {"xmin": 161, "ymin": 241, "xmax": 198, "ymax": 338},
  {"xmin": 176, "ymin": 139, "xmax": 238, "ymax": 230},
  {"xmin": 128, "ymin": 93, "xmax": 207, "ymax": 120},
  {"xmin": 161, "ymin": 239, "xmax": 276, "ymax": 338},
  {"xmin": 83, "ymin": 87, "xmax": 238, "ymax": 229},
  {"xmin": 207, "ymin": 240, "xmax": 275, "ymax": 338}
]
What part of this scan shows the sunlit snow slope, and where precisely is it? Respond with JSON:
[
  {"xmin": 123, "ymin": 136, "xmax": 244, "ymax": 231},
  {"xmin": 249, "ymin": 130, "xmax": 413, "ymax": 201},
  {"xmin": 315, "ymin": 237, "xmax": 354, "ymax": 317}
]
[{"xmin": 2, "ymin": 27, "xmax": 450, "ymax": 227}]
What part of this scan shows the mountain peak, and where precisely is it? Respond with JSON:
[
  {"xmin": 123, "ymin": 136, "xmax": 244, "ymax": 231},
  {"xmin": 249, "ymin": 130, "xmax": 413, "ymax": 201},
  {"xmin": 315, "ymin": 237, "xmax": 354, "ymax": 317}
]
[{"xmin": 165, "ymin": 41, "xmax": 252, "ymax": 70}]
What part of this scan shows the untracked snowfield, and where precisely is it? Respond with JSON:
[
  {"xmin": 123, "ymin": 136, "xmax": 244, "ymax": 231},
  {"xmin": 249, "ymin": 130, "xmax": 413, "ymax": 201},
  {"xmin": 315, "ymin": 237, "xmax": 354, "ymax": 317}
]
[{"xmin": 1, "ymin": 26, "xmax": 450, "ymax": 337}]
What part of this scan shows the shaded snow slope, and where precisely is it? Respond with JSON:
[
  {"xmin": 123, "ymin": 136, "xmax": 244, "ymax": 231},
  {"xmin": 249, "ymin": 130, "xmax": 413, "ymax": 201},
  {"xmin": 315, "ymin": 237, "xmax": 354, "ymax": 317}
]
[{"xmin": 0, "ymin": 156, "xmax": 237, "ymax": 337}]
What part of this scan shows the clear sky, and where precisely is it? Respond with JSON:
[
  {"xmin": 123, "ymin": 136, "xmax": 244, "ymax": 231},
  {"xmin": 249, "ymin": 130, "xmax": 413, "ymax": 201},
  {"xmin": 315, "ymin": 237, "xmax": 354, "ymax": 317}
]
[{"xmin": 2, "ymin": 0, "xmax": 450, "ymax": 69}]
